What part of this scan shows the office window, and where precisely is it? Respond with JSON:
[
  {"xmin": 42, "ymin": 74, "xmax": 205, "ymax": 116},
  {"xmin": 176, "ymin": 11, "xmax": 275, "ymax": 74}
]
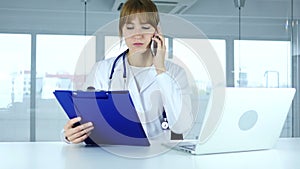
[
  {"xmin": 104, "ymin": 37, "xmax": 225, "ymax": 91},
  {"xmin": 0, "ymin": 33, "xmax": 31, "ymax": 141},
  {"xmin": 173, "ymin": 38, "xmax": 226, "ymax": 138},
  {"xmin": 105, "ymin": 36, "xmax": 128, "ymax": 59},
  {"xmin": 234, "ymin": 40, "xmax": 291, "ymax": 88},
  {"xmin": 36, "ymin": 35, "xmax": 95, "ymax": 141},
  {"xmin": 173, "ymin": 38, "xmax": 226, "ymax": 93},
  {"xmin": 234, "ymin": 40, "xmax": 292, "ymax": 137}
]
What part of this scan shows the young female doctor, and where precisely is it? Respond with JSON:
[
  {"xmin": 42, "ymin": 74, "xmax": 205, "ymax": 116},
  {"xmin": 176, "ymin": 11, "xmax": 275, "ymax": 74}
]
[{"xmin": 62, "ymin": 0, "xmax": 193, "ymax": 144}]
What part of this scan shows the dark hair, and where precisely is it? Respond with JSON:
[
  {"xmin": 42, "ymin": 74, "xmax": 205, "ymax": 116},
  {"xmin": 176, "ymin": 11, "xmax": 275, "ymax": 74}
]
[{"xmin": 119, "ymin": 0, "xmax": 160, "ymax": 37}]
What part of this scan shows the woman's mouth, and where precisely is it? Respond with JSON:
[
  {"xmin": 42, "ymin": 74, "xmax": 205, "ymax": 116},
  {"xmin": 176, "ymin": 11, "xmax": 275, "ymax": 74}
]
[{"xmin": 133, "ymin": 43, "xmax": 144, "ymax": 47}]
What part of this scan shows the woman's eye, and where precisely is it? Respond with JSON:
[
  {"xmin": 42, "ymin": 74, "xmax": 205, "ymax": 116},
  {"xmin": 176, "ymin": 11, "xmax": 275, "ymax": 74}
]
[
  {"xmin": 125, "ymin": 24, "xmax": 134, "ymax": 30},
  {"xmin": 142, "ymin": 25, "xmax": 151, "ymax": 29}
]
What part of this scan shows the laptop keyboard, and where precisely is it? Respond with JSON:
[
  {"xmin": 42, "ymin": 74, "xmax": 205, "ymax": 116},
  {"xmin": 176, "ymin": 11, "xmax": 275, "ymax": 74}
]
[{"xmin": 179, "ymin": 144, "xmax": 196, "ymax": 151}]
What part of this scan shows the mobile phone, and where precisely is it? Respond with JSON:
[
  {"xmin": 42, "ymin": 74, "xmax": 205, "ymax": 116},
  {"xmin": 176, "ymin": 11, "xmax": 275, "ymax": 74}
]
[{"xmin": 151, "ymin": 39, "xmax": 157, "ymax": 56}]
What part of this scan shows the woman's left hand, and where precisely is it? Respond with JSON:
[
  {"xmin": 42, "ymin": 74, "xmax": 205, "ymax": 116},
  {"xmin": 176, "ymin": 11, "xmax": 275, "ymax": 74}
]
[{"xmin": 152, "ymin": 29, "xmax": 166, "ymax": 74}]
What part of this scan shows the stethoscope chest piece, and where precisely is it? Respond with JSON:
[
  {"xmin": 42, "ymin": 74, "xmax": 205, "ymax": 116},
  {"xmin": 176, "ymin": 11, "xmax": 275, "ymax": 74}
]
[
  {"xmin": 161, "ymin": 118, "xmax": 169, "ymax": 130},
  {"xmin": 161, "ymin": 110, "xmax": 169, "ymax": 130}
]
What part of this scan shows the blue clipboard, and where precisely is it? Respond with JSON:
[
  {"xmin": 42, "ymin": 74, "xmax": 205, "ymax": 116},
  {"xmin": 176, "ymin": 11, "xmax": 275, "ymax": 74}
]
[{"xmin": 53, "ymin": 90, "xmax": 150, "ymax": 146}]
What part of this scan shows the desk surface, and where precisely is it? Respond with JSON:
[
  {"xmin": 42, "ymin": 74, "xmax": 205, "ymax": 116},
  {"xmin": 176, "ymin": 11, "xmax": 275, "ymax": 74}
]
[{"xmin": 1, "ymin": 138, "xmax": 300, "ymax": 169}]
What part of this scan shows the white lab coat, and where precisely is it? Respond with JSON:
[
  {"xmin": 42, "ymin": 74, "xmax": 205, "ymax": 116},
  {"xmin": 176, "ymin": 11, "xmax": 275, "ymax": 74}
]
[{"xmin": 84, "ymin": 56, "xmax": 193, "ymax": 139}]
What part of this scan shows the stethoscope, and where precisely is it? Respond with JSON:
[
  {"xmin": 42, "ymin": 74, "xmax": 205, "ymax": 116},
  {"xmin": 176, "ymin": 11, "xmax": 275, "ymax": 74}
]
[
  {"xmin": 161, "ymin": 110, "xmax": 169, "ymax": 130},
  {"xmin": 108, "ymin": 49, "xmax": 128, "ymax": 90},
  {"xmin": 108, "ymin": 49, "xmax": 169, "ymax": 130}
]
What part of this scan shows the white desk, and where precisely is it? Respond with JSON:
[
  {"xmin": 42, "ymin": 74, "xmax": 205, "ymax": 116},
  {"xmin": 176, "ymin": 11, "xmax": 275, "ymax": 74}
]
[{"xmin": 1, "ymin": 138, "xmax": 300, "ymax": 169}]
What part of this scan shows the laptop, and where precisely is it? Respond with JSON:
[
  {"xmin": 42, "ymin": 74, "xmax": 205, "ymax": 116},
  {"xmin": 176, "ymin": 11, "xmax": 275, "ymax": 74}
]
[{"xmin": 171, "ymin": 87, "xmax": 296, "ymax": 155}]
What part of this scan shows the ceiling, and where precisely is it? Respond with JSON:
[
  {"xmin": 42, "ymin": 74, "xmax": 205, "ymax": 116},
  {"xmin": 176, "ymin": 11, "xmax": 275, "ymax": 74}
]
[
  {"xmin": 0, "ymin": 0, "xmax": 298, "ymax": 38},
  {"xmin": 0, "ymin": 0, "xmax": 299, "ymax": 18}
]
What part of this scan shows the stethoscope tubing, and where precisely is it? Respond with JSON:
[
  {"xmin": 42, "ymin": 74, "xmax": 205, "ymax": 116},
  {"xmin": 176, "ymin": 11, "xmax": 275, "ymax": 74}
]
[
  {"xmin": 108, "ymin": 49, "xmax": 169, "ymax": 130},
  {"xmin": 109, "ymin": 49, "xmax": 128, "ymax": 80}
]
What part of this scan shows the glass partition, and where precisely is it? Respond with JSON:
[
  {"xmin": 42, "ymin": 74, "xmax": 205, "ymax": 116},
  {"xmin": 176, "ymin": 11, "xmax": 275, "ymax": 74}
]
[
  {"xmin": 234, "ymin": 40, "xmax": 291, "ymax": 88},
  {"xmin": 0, "ymin": 34, "xmax": 31, "ymax": 141},
  {"xmin": 232, "ymin": 0, "xmax": 293, "ymax": 137},
  {"xmin": 35, "ymin": 34, "xmax": 94, "ymax": 141},
  {"xmin": 0, "ymin": 0, "xmax": 299, "ymax": 141}
]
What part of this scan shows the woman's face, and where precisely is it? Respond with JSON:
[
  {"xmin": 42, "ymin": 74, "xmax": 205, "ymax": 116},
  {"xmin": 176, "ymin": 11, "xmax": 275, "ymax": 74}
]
[{"xmin": 122, "ymin": 17, "xmax": 156, "ymax": 54}]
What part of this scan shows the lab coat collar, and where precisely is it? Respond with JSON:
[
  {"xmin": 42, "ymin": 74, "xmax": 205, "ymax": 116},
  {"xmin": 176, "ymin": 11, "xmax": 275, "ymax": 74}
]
[
  {"xmin": 139, "ymin": 66, "xmax": 157, "ymax": 93},
  {"xmin": 111, "ymin": 56, "xmax": 157, "ymax": 107},
  {"xmin": 125, "ymin": 59, "xmax": 145, "ymax": 112},
  {"xmin": 111, "ymin": 57, "xmax": 148, "ymax": 133},
  {"xmin": 110, "ymin": 58, "xmax": 126, "ymax": 90}
]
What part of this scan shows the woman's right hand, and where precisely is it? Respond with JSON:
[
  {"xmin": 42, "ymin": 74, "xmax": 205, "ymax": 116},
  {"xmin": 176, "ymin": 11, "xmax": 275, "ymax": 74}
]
[{"xmin": 63, "ymin": 117, "xmax": 94, "ymax": 144}]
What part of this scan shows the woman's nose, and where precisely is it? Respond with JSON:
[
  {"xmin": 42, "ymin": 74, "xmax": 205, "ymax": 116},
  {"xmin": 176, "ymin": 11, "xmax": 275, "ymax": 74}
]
[
  {"xmin": 132, "ymin": 33, "xmax": 142, "ymax": 39},
  {"xmin": 132, "ymin": 28, "xmax": 143, "ymax": 37},
  {"xmin": 132, "ymin": 34, "xmax": 143, "ymax": 40}
]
